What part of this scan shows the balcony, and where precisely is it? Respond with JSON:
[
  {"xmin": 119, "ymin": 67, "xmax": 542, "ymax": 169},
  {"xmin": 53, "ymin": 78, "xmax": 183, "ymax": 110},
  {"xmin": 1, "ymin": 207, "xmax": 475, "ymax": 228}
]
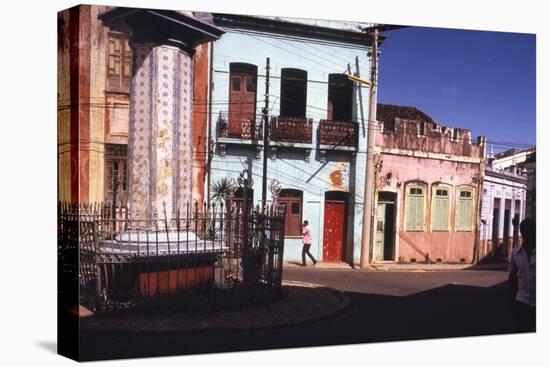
[
  {"xmin": 269, "ymin": 116, "xmax": 313, "ymax": 161},
  {"xmin": 218, "ymin": 115, "xmax": 260, "ymax": 140},
  {"xmin": 270, "ymin": 116, "xmax": 313, "ymax": 144},
  {"xmin": 319, "ymin": 119, "xmax": 358, "ymax": 149},
  {"xmin": 216, "ymin": 112, "xmax": 263, "ymax": 158}
]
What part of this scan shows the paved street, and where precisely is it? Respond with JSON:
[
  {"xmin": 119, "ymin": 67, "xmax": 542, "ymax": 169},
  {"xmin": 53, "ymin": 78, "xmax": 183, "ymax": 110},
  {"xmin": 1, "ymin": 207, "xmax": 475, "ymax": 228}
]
[{"xmin": 80, "ymin": 268, "xmax": 532, "ymax": 361}]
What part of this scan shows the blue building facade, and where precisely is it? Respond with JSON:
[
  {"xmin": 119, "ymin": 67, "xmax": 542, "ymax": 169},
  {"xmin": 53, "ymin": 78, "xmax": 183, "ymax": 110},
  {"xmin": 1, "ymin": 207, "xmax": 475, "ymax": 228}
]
[{"xmin": 205, "ymin": 14, "xmax": 375, "ymax": 264}]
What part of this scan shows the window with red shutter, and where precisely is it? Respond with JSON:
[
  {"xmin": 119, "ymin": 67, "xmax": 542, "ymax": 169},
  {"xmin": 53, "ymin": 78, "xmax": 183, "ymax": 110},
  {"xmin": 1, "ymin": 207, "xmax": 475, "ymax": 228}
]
[{"xmin": 228, "ymin": 63, "xmax": 257, "ymax": 138}]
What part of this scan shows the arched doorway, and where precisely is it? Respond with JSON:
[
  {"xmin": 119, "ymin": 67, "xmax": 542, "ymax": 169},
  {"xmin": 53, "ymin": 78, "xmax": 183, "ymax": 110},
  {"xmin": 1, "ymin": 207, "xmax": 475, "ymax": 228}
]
[{"xmin": 323, "ymin": 191, "xmax": 349, "ymax": 262}]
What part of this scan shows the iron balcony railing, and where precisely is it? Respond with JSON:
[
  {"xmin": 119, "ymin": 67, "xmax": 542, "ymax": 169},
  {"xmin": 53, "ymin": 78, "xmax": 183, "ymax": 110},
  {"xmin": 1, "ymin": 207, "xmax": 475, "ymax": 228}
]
[
  {"xmin": 319, "ymin": 119, "xmax": 358, "ymax": 147},
  {"xmin": 217, "ymin": 111, "xmax": 263, "ymax": 140},
  {"xmin": 270, "ymin": 116, "xmax": 313, "ymax": 144}
]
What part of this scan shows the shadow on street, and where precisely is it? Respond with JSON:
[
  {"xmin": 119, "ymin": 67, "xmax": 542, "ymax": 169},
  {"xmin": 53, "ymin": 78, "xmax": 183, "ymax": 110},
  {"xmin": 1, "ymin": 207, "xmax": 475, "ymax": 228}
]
[{"xmin": 79, "ymin": 280, "xmax": 533, "ymax": 361}]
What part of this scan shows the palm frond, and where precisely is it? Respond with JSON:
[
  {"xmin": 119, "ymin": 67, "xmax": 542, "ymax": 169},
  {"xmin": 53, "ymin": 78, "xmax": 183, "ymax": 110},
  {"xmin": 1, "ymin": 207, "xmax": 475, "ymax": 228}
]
[{"xmin": 211, "ymin": 177, "xmax": 232, "ymax": 202}]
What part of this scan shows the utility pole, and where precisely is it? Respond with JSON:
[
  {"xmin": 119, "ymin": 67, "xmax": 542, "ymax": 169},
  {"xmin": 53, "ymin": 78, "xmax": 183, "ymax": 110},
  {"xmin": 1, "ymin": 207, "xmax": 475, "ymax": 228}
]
[
  {"xmin": 261, "ymin": 57, "xmax": 271, "ymax": 208},
  {"xmin": 360, "ymin": 27, "xmax": 379, "ymax": 268}
]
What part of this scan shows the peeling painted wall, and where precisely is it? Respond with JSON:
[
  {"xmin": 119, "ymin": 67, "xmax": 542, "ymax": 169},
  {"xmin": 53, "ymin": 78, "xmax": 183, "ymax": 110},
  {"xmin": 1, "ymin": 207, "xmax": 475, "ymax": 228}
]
[
  {"xmin": 58, "ymin": 4, "xmax": 127, "ymax": 204},
  {"xmin": 374, "ymin": 121, "xmax": 485, "ymax": 263},
  {"xmin": 209, "ymin": 31, "xmax": 371, "ymax": 263}
]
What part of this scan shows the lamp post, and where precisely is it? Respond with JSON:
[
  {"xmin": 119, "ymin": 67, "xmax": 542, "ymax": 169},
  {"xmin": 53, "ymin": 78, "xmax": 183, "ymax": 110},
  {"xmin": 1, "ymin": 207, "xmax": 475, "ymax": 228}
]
[{"xmin": 269, "ymin": 178, "xmax": 282, "ymax": 209}]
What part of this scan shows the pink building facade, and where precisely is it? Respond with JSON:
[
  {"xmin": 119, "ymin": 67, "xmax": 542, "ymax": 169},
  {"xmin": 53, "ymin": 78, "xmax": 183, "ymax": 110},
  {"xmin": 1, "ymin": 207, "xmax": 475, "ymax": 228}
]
[{"xmin": 372, "ymin": 104, "xmax": 486, "ymax": 264}]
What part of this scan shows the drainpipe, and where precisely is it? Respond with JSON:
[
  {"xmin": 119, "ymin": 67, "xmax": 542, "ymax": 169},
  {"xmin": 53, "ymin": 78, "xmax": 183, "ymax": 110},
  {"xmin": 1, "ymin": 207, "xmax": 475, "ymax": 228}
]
[{"xmin": 472, "ymin": 136, "xmax": 487, "ymax": 265}]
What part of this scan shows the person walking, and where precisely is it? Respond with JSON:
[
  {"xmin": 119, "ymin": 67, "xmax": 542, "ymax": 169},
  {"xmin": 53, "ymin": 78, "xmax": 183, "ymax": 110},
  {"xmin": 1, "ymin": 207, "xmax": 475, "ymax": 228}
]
[
  {"xmin": 508, "ymin": 218, "xmax": 536, "ymax": 331},
  {"xmin": 301, "ymin": 220, "xmax": 317, "ymax": 266}
]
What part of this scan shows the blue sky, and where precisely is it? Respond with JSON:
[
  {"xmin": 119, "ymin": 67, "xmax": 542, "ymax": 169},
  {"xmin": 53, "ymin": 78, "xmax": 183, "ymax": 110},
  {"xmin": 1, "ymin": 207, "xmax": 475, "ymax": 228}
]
[{"xmin": 377, "ymin": 26, "xmax": 536, "ymax": 152}]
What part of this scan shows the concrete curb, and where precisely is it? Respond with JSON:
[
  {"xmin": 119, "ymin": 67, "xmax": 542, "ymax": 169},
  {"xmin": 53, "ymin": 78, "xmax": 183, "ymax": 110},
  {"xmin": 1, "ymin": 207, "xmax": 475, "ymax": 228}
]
[
  {"xmin": 80, "ymin": 282, "xmax": 350, "ymax": 334},
  {"xmin": 285, "ymin": 261, "xmax": 506, "ymax": 272},
  {"xmin": 361, "ymin": 263, "xmax": 509, "ymax": 272}
]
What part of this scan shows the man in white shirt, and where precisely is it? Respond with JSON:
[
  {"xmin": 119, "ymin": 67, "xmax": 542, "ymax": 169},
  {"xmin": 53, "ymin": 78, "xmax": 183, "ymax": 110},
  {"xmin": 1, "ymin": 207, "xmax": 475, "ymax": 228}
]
[{"xmin": 508, "ymin": 218, "xmax": 536, "ymax": 331}]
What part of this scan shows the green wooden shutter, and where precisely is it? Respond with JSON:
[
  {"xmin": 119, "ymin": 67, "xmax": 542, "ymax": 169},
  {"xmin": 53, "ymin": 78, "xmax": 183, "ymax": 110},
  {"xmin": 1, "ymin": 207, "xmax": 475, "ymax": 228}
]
[
  {"xmin": 457, "ymin": 192, "xmax": 473, "ymax": 231},
  {"xmin": 414, "ymin": 196, "xmax": 424, "ymax": 230},
  {"xmin": 406, "ymin": 186, "xmax": 425, "ymax": 231},
  {"xmin": 432, "ymin": 189, "xmax": 449, "ymax": 231},
  {"xmin": 406, "ymin": 195, "xmax": 416, "ymax": 230}
]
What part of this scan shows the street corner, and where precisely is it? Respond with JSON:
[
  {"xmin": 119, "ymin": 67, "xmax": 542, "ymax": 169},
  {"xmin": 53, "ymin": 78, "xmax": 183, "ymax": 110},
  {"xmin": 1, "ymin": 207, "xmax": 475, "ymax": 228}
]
[{"xmin": 80, "ymin": 282, "xmax": 350, "ymax": 334}]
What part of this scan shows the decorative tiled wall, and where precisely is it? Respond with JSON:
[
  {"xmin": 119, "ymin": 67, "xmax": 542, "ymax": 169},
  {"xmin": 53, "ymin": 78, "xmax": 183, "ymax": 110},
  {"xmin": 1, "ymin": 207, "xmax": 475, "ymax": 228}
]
[{"xmin": 128, "ymin": 43, "xmax": 193, "ymax": 221}]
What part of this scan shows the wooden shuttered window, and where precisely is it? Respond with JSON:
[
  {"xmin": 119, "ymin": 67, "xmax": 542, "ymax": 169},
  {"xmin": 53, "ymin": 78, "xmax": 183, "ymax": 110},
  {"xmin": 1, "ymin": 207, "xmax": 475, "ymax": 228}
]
[
  {"xmin": 105, "ymin": 144, "xmax": 129, "ymax": 203},
  {"xmin": 279, "ymin": 190, "xmax": 303, "ymax": 236},
  {"xmin": 228, "ymin": 63, "xmax": 258, "ymax": 138},
  {"xmin": 405, "ymin": 185, "xmax": 425, "ymax": 231},
  {"xmin": 107, "ymin": 34, "xmax": 131, "ymax": 93},
  {"xmin": 457, "ymin": 189, "xmax": 474, "ymax": 231},
  {"xmin": 431, "ymin": 186, "xmax": 450, "ymax": 231}
]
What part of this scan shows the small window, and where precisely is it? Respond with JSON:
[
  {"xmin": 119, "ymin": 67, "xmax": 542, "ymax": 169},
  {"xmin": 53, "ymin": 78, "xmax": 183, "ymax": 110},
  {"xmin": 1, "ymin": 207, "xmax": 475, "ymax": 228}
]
[
  {"xmin": 246, "ymin": 77, "xmax": 256, "ymax": 92},
  {"xmin": 232, "ymin": 77, "xmax": 241, "ymax": 92},
  {"xmin": 405, "ymin": 183, "xmax": 426, "ymax": 231},
  {"xmin": 410, "ymin": 187, "xmax": 423, "ymax": 195},
  {"xmin": 291, "ymin": 202, "xmax": 300, "ymax": 214},
  {"xmin": 106, "ymin": 33, "xmax": 131, "ymax": 92},
  {"xmin": 432, "ymin": 185, "xmax": 451, "ymax": 231},
  {"xmin": 457, "ymin": 188, "xmax": 474, "ymax": 231}
]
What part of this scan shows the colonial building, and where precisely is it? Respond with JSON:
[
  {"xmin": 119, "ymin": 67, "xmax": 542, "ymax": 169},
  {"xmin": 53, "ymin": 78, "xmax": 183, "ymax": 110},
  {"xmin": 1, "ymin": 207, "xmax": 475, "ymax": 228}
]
[
  {"xmin": 493, "ymin": 147, "xmax": 536, "ymax": 220},
  {"xmin": 58, "ymin": 6, "xmax": 380, "ymax": 264},
  {"xmin": 373, "ymin": 104, "xmax": 486, "ymax": 264},
  {"xmin": 206, "ymin": 14, "xmax": 377, "ymax": 264},
  {"xmin": 479, "ymin": 154, "xmax": 527, "ymax": 262},
  {"xmin": 57, "ymin": 5, "xmax": 218, "ymax": 209}
]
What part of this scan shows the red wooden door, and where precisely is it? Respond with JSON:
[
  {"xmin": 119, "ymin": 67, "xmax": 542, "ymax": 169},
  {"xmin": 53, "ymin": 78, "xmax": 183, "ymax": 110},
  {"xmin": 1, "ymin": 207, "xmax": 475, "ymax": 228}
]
[
  {"xmin": 323, "ymin": 201, "xmax": 347, "ymax": 262},
  {"xmin": 228, "ymin": 72, "xmax": 256, "ymax": 137}
]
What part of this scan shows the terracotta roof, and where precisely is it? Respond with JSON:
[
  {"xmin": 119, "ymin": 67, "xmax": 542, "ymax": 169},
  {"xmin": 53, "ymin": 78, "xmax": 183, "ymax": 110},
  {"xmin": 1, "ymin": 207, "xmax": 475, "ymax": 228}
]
[{"xmin": 376, "ymin": 103, "xmax": 435, "ymax": 124}]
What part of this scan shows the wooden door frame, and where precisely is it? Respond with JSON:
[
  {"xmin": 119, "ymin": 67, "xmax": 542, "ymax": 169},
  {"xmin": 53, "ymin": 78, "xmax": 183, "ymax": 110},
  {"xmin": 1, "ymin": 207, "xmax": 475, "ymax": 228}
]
[
  {"xmin": 228, "ymin": 63, "xmax": 258, "ymax": 137},
  {"xmin": 375, "ymin": 191, "xmax": 397, "ymax": 262},
  {"xmin": 323, "ymin": 191, "xmax": 349, "ymax": 262}
]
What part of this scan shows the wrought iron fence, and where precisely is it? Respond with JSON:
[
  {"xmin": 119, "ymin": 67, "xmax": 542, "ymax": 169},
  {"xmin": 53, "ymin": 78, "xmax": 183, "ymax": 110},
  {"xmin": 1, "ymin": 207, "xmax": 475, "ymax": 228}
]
[{"xmin": 58, "ymin": 200, "xmax": 285, "ymax": 314}]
